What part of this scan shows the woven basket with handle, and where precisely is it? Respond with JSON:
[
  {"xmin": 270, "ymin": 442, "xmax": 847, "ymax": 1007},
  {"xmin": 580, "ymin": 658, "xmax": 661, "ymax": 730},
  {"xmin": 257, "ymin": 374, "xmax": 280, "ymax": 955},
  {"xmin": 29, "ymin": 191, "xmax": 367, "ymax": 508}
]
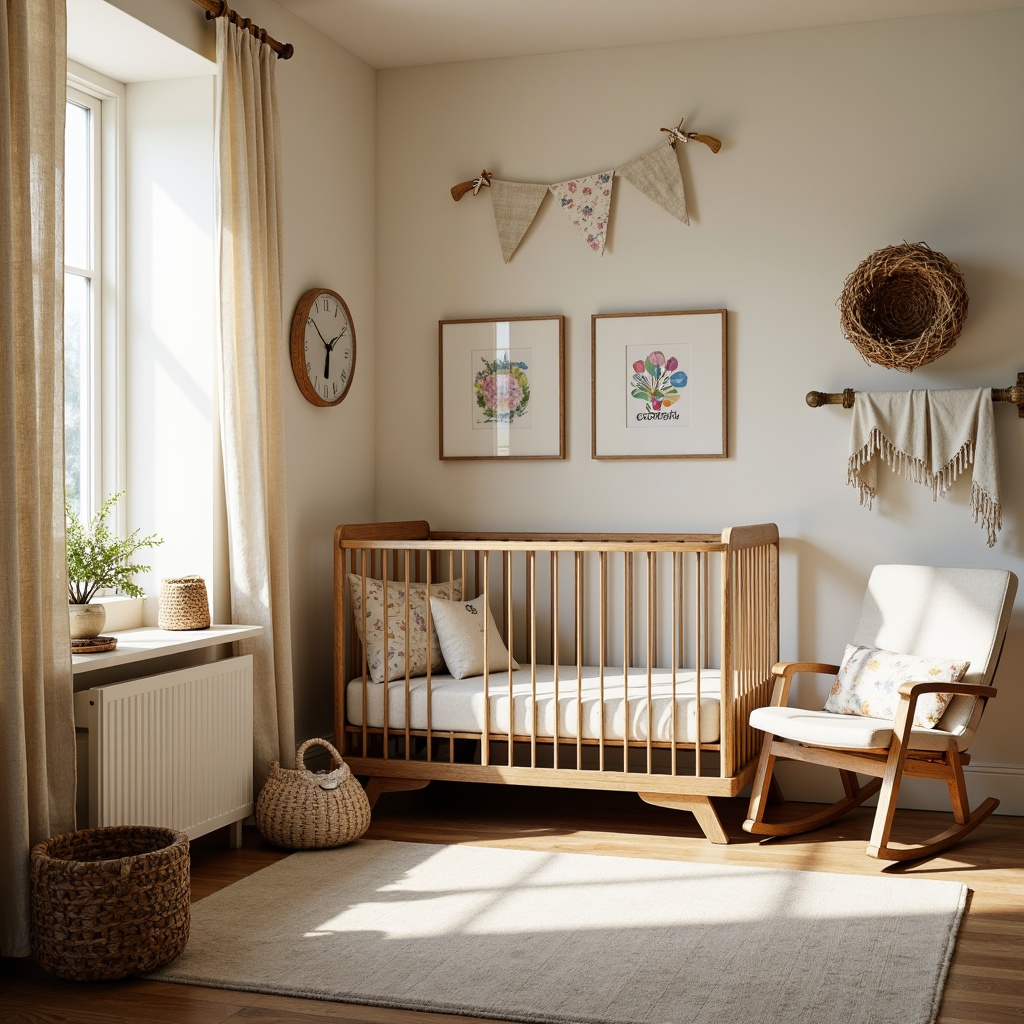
[{"xmin": 256, "ymin": 738, "xmax": 371, "ymax": 849}]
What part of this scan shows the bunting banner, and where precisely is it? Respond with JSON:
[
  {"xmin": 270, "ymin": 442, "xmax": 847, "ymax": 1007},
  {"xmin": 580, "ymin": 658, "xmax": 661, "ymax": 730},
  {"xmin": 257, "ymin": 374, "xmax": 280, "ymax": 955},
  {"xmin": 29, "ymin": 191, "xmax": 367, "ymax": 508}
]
[
  {"xmin": 615, "ymin": 140, "xmax": 689, "ymax": 225},
  {"xmin": 490, "ymin": 179, "xmax": 549, "ymax": 263},
  {"xmin": 486, "ymin": 138, "xmax": 688, "ymax": 260},
  {"xmin": 548, "ymin": 171, "xmax": 614, "ymax": 256}
]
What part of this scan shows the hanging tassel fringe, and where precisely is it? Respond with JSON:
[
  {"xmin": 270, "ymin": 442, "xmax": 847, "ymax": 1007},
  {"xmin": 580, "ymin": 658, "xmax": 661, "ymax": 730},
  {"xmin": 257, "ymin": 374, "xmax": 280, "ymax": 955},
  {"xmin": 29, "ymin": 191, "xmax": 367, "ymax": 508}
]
[{"xmin": 848, "ymin": 430, "xmax": 1000, "ymax": 546}]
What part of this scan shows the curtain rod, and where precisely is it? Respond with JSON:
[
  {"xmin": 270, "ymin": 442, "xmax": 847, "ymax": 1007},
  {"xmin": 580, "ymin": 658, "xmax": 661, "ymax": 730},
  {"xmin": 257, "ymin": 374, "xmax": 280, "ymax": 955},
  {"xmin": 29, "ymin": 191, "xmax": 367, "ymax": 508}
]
[
  {"xmin": 192, "ymin": 0, "xmax": 294, "ymax": 59},
  {"xmin": 805, "ymin": 373, "xmax": 1024, "ymax": 418}
]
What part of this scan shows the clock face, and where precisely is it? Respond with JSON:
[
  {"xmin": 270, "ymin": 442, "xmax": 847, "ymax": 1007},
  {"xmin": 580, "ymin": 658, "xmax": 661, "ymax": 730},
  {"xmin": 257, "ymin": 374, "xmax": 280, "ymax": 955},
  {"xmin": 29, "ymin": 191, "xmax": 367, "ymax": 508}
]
[{"xmin": 289, "ymin": 288, "xmax": 356, "ymax": 407}]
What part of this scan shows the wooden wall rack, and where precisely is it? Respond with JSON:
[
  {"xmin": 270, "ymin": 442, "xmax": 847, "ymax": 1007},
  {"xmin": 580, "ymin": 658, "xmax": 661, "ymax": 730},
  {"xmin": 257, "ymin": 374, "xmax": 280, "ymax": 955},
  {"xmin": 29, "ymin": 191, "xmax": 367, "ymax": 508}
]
[{"xmin": 806, "ymin": 372, "xmax": 1024, "ymax": 418}]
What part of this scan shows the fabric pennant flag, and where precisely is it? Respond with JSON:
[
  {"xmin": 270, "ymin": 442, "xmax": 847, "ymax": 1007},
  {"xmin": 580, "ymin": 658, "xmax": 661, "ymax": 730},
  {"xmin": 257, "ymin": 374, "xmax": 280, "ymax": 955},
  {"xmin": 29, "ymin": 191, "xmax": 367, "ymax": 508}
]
[
  {"xmin": 489, "ymin": 179, "xmax": 549, "ymax": 263},
  {"xmin": 548, "ymin": 171, "xmax": 613, "ymax": 255},
  {"xmin": 615, "ymin": 139, "xmax": 689, "ymax": 225}
]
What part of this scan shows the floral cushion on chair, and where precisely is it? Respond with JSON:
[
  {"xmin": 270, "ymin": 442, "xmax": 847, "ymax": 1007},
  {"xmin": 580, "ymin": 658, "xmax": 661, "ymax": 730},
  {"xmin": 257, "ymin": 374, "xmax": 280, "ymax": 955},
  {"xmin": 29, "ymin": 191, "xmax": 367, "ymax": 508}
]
[
  {"xmin": 348, "ymin": 575, "xmax": 462, "ymax": 684},
  {"xmin": 824, "ymin": 644, "xmax": 970, "ymax": 729}
]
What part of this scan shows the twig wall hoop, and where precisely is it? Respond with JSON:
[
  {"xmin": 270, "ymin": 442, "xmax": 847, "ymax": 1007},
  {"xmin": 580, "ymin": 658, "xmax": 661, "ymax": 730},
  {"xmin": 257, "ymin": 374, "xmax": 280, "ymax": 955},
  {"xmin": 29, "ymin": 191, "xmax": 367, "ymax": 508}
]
[{"xmin": 838, "ymin": 242, "xmax": 968, "ymax": 371}]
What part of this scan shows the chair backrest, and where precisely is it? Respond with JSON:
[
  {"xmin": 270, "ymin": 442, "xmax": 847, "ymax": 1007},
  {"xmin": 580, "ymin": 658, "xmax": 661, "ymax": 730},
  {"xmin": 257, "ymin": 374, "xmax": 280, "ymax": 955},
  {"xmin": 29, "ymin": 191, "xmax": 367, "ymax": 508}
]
[{"xmin": 853, "ymin": 565, "xmax": 1017, "ymax": 738}]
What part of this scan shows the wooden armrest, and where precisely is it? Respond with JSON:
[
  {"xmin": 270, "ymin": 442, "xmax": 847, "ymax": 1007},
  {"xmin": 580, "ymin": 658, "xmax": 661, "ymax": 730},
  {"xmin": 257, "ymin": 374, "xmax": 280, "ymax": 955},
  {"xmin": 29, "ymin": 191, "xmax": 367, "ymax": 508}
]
[
  {"xmin": 772, "ymin": 661, "xmax": 840, "ymax": 678},
  {"xmin": 889, "ymin": 681, "xmax": 997, "ymax": 748},
  {"xmin": 769, "ymin": 661, "xmax": 840, "ymax": 706},
  {"xmin": 897, "ymin": 680, "xmax": 997, "ymax": 700}
]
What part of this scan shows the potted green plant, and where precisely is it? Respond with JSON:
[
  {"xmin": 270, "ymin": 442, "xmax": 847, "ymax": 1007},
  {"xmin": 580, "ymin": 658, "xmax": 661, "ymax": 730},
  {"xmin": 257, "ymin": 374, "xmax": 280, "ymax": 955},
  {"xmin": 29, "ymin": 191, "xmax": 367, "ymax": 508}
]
[{"xmin": 66, "ymin": 491, "xmax": 163, "ymax": 640}]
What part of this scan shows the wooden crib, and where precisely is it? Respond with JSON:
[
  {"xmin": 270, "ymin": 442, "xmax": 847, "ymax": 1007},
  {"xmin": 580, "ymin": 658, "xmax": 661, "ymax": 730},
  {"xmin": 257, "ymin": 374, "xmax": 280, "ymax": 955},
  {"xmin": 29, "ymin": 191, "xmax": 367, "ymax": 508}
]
[{"xmin": 333, "ymin": 521, "xmax": 779, "ymax": 843}]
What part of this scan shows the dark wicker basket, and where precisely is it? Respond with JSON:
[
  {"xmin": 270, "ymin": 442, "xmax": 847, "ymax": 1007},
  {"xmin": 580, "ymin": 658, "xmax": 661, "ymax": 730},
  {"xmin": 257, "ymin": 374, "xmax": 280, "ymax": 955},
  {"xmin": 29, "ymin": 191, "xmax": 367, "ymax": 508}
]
[
  {"xmin": 30, "ymin": 825, "xmax": 190, "ymax": 981},
  {"xmin": 838, "ymin": 241, "xmax": 968, "ymax": 371}
]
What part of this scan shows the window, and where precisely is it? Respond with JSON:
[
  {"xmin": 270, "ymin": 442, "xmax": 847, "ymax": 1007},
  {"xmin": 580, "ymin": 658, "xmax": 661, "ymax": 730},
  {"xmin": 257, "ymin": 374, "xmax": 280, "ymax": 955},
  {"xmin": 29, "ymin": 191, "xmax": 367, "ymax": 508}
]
[
  {"xmin": 64, "ymin": 64, "xmax": 125, "ymax": 525},
  {"xmin": 64, "ymin": 87, "xmax": 100, "ymax": 519}
]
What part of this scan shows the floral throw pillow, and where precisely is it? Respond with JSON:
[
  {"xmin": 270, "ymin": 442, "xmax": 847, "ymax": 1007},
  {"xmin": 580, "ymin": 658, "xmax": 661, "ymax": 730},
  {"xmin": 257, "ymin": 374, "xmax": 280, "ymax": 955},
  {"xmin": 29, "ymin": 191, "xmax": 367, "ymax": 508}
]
[
  {"xmin": 824, "ymin": 644, "xmax": 969, "ymax": 729},
  {"xmin": 348, "ymin": 575, "xmax": 462, "ymax": 684}
]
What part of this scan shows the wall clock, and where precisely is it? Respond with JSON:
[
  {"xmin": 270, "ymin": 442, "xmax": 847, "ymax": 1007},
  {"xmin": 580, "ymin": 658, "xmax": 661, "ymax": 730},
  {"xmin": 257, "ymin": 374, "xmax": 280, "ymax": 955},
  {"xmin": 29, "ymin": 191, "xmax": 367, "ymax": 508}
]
[{"xmin": 289, "ymin": 287, "xmax": 356, "ymax": 407}]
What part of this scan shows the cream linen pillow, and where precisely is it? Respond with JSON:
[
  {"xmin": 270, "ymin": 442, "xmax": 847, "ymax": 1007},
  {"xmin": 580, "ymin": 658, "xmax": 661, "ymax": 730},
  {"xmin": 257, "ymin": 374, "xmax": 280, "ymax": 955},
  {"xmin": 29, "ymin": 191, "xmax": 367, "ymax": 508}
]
[
  {"xmin": 428, "ymin": 595, "xmax": 521, "ymax": 679},
  {"xmin": 823, "ymin": 643, "xmax": 969, "ymax": 729},
  {"xmin": 348, "ymin": 575, "xmax": 462, "ymax": 684}
]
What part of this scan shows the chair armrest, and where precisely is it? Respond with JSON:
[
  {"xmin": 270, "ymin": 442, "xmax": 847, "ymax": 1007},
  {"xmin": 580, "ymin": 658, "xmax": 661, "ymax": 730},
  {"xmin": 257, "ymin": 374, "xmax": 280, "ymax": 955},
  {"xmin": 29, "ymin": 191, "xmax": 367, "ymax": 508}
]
[
  {"xmin": 769, "ymin": 661, "xmax": 840, "ymax": 706},
  {"xmin": 889, "ymin": 681, "xmax": 998, "ymax": 748},
  {"xmin": 896, "ymin": 681, "xmax": 997, "ymax": 700}
]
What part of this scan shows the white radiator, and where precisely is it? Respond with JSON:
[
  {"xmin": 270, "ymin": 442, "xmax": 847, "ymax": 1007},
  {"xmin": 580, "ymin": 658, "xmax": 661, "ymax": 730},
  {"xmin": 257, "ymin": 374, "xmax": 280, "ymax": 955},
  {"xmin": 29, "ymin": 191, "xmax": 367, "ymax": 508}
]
[{"xmin": 74, "ymin": 655, "xmax": 254, "ymax": 844}]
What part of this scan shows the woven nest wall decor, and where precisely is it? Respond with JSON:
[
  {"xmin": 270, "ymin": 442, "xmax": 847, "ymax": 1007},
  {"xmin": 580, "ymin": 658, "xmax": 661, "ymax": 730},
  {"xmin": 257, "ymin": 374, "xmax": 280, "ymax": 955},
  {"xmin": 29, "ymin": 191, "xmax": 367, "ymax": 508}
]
[{"xmin": 838, "ymin": 241, "xmax": 968, "ymax": 371}]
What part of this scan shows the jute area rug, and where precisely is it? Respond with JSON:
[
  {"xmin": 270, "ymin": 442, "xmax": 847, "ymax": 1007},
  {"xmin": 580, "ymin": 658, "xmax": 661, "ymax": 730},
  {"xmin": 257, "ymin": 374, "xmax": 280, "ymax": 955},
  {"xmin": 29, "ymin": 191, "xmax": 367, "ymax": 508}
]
[{"xmin": 154, "ymin": 839, "xmax": 966, "ymax": 1024}]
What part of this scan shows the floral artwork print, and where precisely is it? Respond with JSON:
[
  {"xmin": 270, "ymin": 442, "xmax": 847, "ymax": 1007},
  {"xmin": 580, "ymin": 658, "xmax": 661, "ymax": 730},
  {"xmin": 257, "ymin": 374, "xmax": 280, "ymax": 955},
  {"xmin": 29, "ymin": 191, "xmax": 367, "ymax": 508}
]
[
  {"xmin": 474, "ymin": 352, "xmax": 531, "ymax": 425},
  {"xmin": 548, "ymin": 171, "xmax": 614, "ymax": 255},
  {"xmin": 626, "ymin": 346, "xmax": 690, "ymax": 427}
]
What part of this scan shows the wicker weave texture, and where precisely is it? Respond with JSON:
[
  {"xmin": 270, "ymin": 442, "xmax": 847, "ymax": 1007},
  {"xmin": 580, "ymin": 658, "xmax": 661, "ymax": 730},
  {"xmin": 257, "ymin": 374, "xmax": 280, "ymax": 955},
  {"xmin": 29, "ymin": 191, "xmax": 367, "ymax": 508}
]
[
  {"xmin": 838, "ymin": 242, "xmax": 968, "ymax": 371},
  {"xmin": 158, "ymin": 575, "xmax": 211, "ymax": 630},
  {"xmin": 256, "ymin": 738, "xmax": 371, "ymax": 849},
  {"xmin": 30, "ymin": 825, "xmax": 190, "ymax": 981}
]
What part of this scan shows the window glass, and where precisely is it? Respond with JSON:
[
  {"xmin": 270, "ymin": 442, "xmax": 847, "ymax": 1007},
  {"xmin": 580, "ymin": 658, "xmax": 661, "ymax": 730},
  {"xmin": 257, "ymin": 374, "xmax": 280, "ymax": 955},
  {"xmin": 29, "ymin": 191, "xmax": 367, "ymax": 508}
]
[
  {"xmin": 64, "ymin": 98, "xmax": 90, "ymax": 271},
  {"xmin": 64, "ymin": 90, "xmax": 99, "ymax": 519},
  {"xmin": 63, "ymin": 271, "xmax": 91, "ymax": 514}
]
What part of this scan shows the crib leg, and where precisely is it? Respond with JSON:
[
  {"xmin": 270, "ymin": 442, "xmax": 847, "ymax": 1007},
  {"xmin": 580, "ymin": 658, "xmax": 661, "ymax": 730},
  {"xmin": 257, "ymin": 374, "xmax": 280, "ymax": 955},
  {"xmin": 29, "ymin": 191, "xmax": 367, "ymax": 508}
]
[
  {"xmin": 363, "ymin": 776, "xmax": 431, "ymax": 809},
  {"xmin": 638, "ymin": 793, "xmax": 730, "ymax": 845}
]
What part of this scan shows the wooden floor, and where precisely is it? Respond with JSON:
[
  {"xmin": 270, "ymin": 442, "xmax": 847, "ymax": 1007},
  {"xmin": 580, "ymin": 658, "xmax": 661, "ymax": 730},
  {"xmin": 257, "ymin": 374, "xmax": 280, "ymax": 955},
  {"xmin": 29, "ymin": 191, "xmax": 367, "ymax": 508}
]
[{"xmin": 2, "ymin": 782, "xmax": 1022, "ymax": 1023}]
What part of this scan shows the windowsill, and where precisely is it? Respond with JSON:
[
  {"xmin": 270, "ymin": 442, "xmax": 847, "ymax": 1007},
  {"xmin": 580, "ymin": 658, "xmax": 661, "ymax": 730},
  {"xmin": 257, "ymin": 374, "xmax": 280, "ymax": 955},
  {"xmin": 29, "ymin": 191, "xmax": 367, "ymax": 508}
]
[{"xmin": 71, "ymin": 623, "xmax": 262, "ymax": 675}]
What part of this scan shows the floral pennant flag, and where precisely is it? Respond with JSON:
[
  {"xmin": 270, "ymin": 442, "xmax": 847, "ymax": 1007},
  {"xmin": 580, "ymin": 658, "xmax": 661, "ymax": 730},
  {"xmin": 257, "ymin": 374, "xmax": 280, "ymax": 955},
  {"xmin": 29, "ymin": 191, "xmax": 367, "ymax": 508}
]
[
  {"xmin": 490, "ymin": 179, "xmax": 549, "ymax": 263},
  {"xmin": 615, "ymin": 139, "xmax": 689, "ymax": 225},
  {"xmin": 548, "ymin": 171, "xmax": 613, "ymax": 255}
]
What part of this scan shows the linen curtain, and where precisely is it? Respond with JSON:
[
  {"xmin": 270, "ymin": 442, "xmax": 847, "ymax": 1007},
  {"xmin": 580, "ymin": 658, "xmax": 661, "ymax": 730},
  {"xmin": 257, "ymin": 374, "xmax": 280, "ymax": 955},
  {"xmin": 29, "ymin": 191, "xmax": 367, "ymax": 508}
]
[
  {"xmin": 215, "ymin": 17, "xmax": 295, "ymax": 790},
  {"xmin": 0, "ymin": 0, "xmax": 76, "ymax": 957}
]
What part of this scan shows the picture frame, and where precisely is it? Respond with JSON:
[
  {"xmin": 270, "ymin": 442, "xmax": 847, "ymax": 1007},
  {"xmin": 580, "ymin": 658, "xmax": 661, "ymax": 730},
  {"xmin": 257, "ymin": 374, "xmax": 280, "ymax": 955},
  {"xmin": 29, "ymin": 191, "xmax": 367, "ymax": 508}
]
[
  {"xmin": 439, "ymin": 315, "xmax": 565, "ymax": 460},
  {"xmin": 591, "ymin": 309, "xmax": 727, "ymax": 459}
]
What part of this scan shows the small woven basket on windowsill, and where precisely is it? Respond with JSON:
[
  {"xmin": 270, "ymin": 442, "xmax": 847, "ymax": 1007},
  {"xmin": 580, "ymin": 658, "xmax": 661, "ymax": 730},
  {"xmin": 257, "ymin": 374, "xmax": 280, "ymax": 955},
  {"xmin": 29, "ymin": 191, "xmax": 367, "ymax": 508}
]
[
  {"xmin": 256, "ymin": 738, "xmax": 371, "ymax": 850},
  {"xmin": 158, "ymin": 575, "xmax": 210, "ymax": 630}
]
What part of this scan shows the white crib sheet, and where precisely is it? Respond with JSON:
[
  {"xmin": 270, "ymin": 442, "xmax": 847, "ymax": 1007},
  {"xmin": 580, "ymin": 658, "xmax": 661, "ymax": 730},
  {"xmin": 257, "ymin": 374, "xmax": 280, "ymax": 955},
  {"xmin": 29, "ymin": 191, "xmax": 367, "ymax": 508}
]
[{"xmin": 346, "ymin": 665, "xmax": 722, "ymax": 744}]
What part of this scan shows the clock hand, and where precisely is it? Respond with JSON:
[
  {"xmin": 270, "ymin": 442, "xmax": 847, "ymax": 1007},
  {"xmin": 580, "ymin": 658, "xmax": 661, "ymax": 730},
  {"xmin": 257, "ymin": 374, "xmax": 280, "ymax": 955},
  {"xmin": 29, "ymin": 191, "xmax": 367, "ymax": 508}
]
[
  {"xmin": 324, "ymin": 347, "xmax": 330, "ymax": 379},
  {"xmin": 309, "ymin": 318, "xmax": 330, "ymax": 348}
]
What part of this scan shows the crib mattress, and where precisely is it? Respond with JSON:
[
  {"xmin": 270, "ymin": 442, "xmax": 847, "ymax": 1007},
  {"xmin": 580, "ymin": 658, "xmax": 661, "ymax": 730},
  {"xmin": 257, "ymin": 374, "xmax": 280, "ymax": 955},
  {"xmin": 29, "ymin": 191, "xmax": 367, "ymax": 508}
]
[{"xmin": 346, "ymin": 665, "xmax": 722, "ymax": 744}]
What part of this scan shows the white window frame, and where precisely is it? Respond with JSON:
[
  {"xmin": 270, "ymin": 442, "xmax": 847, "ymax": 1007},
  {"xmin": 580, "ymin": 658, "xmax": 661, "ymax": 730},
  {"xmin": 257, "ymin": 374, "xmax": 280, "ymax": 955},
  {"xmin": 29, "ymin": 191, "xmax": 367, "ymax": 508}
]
[{"xmin": 66, "ymin": 61, "xmax": 127, "ymax": 533}]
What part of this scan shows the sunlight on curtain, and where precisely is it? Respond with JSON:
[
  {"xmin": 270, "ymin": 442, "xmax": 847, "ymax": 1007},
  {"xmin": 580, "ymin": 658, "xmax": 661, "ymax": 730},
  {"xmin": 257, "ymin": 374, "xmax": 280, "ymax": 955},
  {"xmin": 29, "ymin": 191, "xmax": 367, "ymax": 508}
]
[
  {"xmin": 0, "ymin": 0, "xmax": 76, "ymax": 957},
  {"xmin": 215, "ymin": 17, "xmax": 296, "ymax": 790}
]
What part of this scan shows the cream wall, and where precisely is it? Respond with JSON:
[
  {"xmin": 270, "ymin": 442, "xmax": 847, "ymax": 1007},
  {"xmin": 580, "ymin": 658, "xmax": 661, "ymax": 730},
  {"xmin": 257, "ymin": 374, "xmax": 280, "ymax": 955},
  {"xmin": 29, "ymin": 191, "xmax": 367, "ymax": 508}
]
[{"xmin": 375, "ymin": 11, "xmax": 1024, "ymax": 809}]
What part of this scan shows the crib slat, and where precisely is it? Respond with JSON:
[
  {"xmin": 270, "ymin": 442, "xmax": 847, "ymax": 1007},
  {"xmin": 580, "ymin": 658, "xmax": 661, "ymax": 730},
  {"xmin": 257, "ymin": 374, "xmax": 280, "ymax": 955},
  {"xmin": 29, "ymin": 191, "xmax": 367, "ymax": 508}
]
[
  {"xmin": 529, "ymin": 549, "xmax": 537, "ymax": 769},
  {"xmin": 551, "ymin": 552, "xmax": 560, "ymax": 771},
  {"xmin": 646, "ymin": 551, "xmax": 654, "ymax": 776},
  {"xmin": 481, "ymin": 552, "xmax": 490, "ymax": 767},
  {"xmin": 598, "ymin": 551, "xmax": 607, "ymax": 773},
  {"xmin": 403, "ymin": 550, "xmax": 412, "ymax": 759},
  {"xmin": 694, "ymin": 554, "xmax": 703, "ymax": 778}
]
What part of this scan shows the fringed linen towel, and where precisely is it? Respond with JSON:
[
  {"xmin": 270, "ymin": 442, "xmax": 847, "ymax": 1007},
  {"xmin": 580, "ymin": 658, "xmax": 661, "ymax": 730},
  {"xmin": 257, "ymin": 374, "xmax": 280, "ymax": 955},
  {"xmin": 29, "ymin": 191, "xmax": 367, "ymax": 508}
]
[{"xmin": 848, "ymin": 389, "xmax": 1001, "ymax": 546}]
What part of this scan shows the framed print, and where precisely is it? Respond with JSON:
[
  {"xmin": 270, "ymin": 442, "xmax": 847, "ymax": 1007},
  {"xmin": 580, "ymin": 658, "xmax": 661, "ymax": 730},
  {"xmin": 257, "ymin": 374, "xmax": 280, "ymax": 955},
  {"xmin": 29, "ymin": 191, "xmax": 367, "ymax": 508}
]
[
  {"xmin": 591, "ymin": 309, "xmax": 727, "ymax": 459},
  {"xmin": 440, "ymin": 315, "xmax": 565, "ymax": 460}
]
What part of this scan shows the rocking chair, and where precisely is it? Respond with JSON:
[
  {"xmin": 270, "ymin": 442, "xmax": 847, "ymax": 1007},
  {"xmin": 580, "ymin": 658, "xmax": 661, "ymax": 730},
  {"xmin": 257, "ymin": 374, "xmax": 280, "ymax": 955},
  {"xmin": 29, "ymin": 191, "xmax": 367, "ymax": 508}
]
[{"xmin": 744, "ymin": 564, "xmax": 1017, "ymax": 861}]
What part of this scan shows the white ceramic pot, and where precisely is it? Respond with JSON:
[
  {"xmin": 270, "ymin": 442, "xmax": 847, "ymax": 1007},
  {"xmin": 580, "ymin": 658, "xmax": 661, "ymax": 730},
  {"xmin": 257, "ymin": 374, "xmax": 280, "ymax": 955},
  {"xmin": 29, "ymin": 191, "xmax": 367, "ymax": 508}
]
[{"xmin": 69, "ymin": 602, "xmax": 106, "ymax": 640}]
